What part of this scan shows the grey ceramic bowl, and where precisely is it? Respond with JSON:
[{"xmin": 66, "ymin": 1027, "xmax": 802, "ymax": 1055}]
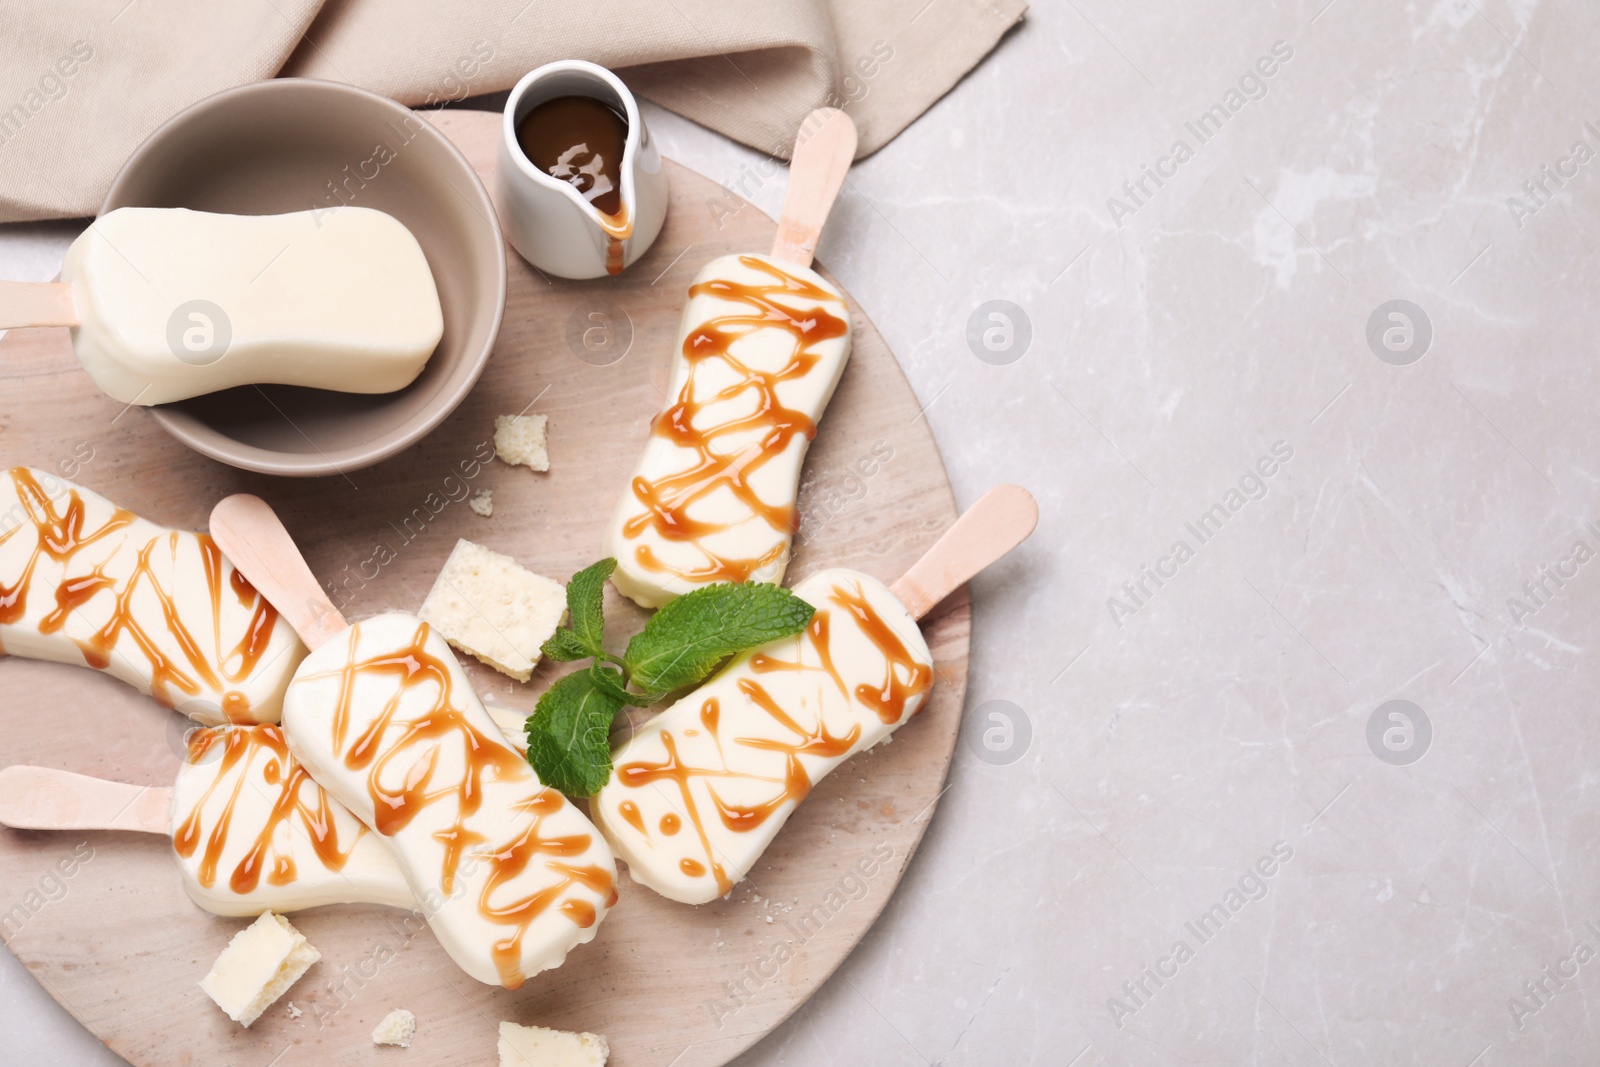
[{"xmin": 101, "ymin": 79, "xmax": 505, "ymax": 477}]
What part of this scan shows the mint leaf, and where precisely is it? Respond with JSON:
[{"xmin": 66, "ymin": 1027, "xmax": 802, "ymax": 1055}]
[
  {"xmin": 566, "ymin": 558, "xmax": 614, "ymax": 655},
  {"xmin": 540, "ymin": 627, "xmax": 592, "ymax": 663},
  {"xmin": 624, "ymin": 582, "xmax": 814, "ymax": 698},
  {"xmin": 522, "ymin": 560, "xmax": 816, "ymax": 795},
  {"xmin": 587, "ymin": 663, "xmax": 640, "ymax": 704},
  {"xmin": 525, "ymin": 672, "xmax": 624, "ymax": 797}
]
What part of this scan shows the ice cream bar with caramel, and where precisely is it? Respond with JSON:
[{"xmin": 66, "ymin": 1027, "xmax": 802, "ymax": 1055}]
[
  {"xmin": 173, "ymin": 724, "xmax": 414, "ymax": 916},
  {"xmin": 593, "ymin": 568, "xmax": 932, "ymax": 904},
  {"xmin": 604, "ymin": 254, "xmax": 852, "ymax": 608},
  {"xmin": 281, "ymin": 612, "xmax": 617, "ymax": 988},
  {"xmin": 0, "ymin": 467, "xmax": 303, "ymax": 723}
]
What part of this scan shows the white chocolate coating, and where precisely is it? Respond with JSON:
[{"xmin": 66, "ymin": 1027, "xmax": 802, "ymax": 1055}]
[
  {"xmin": 173, "ymin": 725, "xmax": 413, "ymax": 917},
  {"xmin": 0, "ymin": 467, "xmax": 303, "ymax": 723},
  {"xmin": 605, "ymin": 253, "xmax": 852, "ymax": 608},
  {"xmin": 594, "ymin": 569, "xmax": 932, "ymax": 904},
  {"xmin": 61, "ymin": 207, "xmax": 443, "ymax": 406},
  {"xmin": 282, "ymin": 613, "xmax": 616, "ymax": 988}
]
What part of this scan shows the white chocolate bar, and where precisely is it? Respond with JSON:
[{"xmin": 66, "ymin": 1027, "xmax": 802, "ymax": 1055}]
[
  {"xmin": 199, "ymin": 911, "xmax": 320, "ymax": 1027},
  {"xmin": 593, "ymin": 568, "xmax": 932, "ymax": 904},
  {"xmin": 282, "ymin": 613, "xmax": 617, "ymax": 988},
  {"xmin": 0, "ymin": 468, "xmax": 304, "ymax": 723},
  {"xmin": 604, "ymin": 253, "xmax": 852, "ymax": 608}
]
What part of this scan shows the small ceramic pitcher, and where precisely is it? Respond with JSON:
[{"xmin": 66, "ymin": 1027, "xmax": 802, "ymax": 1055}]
[{"xmin": 496, "ymin": 61, "xmax": 668, "ymax": 280}]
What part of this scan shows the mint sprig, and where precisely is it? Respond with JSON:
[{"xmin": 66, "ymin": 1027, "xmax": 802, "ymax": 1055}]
[
  {"xmin": 623, "ymin": 582, "xmax": 818, "ymax": 696},
  {"xmin": 526, "ymin": 559, "xmax": 815, "ymax": 797}
]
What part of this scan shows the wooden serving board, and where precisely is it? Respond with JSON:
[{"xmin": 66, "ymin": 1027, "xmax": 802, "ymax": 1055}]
[{"xmin": 0, "ymin": 109, "xmax": 966, "ymax": 1067}]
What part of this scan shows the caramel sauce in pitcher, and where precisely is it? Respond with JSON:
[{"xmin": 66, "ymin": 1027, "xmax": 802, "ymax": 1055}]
[
  {"xmin": 516, "ymin": 95, "xmax": 632, "ymax": 275},
  {"xmin": 621, "ymin": 257, "xmax": 850, "ymax": 585},
  {"xmin": 0, "ymin": 468, "xmax": 283, "ymax": 719}
]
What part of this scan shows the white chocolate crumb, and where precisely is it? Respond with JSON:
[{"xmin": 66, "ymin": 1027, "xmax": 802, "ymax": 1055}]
[
  {"xmin": 494, "ymin": 414, "xmax": 549, "ymax": 472},
  {"xmin": 469, "ymin": 489, "xmax": 494, "ymax": 517},
  {"xmin": 372, "ymin": 1008, "xmax": 416, "ymax": 1047}
]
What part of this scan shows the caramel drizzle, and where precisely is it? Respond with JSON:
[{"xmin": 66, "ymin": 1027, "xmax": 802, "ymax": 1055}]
[
  {"xmin": 826, "ymin": 583, "xmax": 934, "ymax": 725},
  {"xmin": 614, "ymin": 580, "xmax": 931, "ymax": 891},
  {"xmin": 622, "ymin": 256, "xmax": 848, "ymax": 585},
  {"xmin": 174, "ymin": 725, "xmax": 368, "ymax": 894},
  {"xmin": 315, "ymin": 621, "xmax": 613, "ymax": 989},
  {"xmin": 0, "ymin": 468, "xmax": 283, "ymax": 720}
]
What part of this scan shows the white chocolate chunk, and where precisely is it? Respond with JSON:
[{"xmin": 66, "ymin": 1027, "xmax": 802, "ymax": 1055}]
[
  {"xmin": 0, "ymin": 467, "xmax": 304, "ymax": 723},
  {"xmin": 283, "ymin": 613, "xmax": 616, "ymax": 988},
  {"xmin": 61, "ymin": 207, "xmax": 442, "ymax": 406},
  {"xmin": 495, "ymin": 414, "xmax": 549, "ymax": 472},
  {"xmin": 199, "ymin": 912, "xmax": 321, "ymax": 1027},
  {"xmin": 173, "ymin": 725, "xmax": 413, "ymax": 916},
  {"xmin": 497, "ymin": 1021, "xmax": 609, "ymax": 1066},
  {"xmin": 605, "ymin": 253, "xmax": 852, "ymax": 608},
  {"xmin": 594, "ymin": 569, "xmax": 931, "ymax": 904},
  {"xmin": 469, "ymin": 489, "xmax": 494, "ymax": 517},
  {"xmin": 417, "ymin": 539, "xmax": 567, "ymax": 683},
  {"xmin": 372, "ymin": 1008, "xmax": 417, "ymax": 1047}
]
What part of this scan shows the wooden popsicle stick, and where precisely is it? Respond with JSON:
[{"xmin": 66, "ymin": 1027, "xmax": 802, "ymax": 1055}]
[
  {"xmin": 770, "ymin": 108, "xmax": 858, "ymax": 269},
  {"xmin": 892, "ymin": 484, "xmax": 1038, "ymax": 621},
  {"xmin": 0, "ymin": 766, "xmax": 170, "ymax": 834},
  {"xmin": 0, "ymin": 280, "xmax": 77, "ymax": 329},
  {"xmin": 209, "ymin": 494, "xmax": 348, "ymax": 651}
]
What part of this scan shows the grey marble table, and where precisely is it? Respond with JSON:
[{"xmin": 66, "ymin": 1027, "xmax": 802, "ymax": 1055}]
[{"xmin": 5, "ymin": 1, "xmax": 1599, "ymax": 1063}]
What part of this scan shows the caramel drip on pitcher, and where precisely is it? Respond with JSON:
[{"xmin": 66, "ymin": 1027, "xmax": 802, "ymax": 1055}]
[
  {"xmin": 614, "ymin": 580, "xmax": 931, "ymax": 891},
  {"xmin": 174, "ymin": 725, "xmax": 369, "ymax": 894},
  {"xmin": 600, "ymin": 206, "xmax": 631, "ymax": 277},
  {"xmin": 316, "ymin": 621, "xmax": 613, "ymax": 989},
  {"xmin": 0, "ymin": 468, "xmax": 283, "ymax": 719},
  {"xmin": 622, "ymin": 257, "xmax": 848, "ymax": 585}
]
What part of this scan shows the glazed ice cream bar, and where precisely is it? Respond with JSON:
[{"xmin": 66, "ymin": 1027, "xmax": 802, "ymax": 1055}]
[
  {"xmin": 593, "ymin": 568, "xmax": 932, "ymax": 904},
  {"xmin": 0, "ymin": 468, "xmax": 304, "ymax": 723},
  {"xmin": 174, "ymin": 724, "xmax": 414, "ymax": 917},
  {"xmin": 282, "ymin": 612, "xmax": 617, "ymax": 988},
  {"xmin": 59, "ymin": 207, "xmax": 443, "ymax": 406},
  {"xmin": 0, "ymin": 717, "xmax": 539, "ymax": 919},
  {"xmin": 604, "ymin": 253, "xmax": 852, "ymax": 608}
]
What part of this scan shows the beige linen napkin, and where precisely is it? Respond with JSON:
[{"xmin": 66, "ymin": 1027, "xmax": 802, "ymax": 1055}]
[{"xmin": 0, "ymin": 0, "xmax": 1025, "ymax": 223}]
